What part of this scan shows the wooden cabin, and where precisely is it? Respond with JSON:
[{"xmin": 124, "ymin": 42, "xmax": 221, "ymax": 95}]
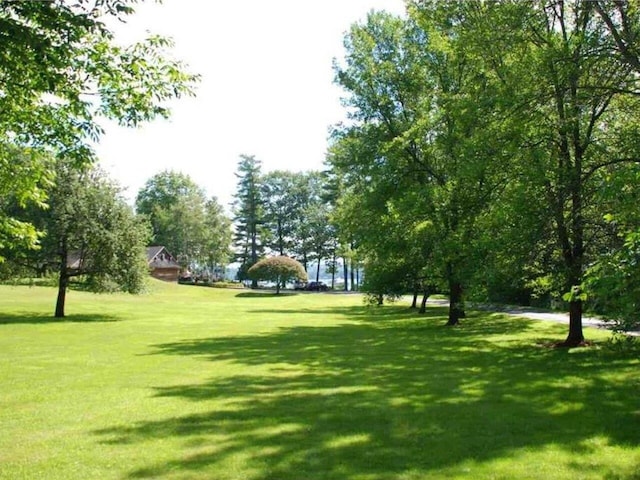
[{"xmin": 147, "ymin": 246, "xmax": 181, "ymax": 282}]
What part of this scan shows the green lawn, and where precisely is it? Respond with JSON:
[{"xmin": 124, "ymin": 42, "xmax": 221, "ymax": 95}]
[{"xmin": 1, "ymin": 282, "xmax": 639, "ymax": 480}]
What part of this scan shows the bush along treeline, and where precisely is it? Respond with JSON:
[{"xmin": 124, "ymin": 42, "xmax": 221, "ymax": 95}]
[{"xmin": 325, "ymin": 0, "xmax": 640, "ymax": 345}]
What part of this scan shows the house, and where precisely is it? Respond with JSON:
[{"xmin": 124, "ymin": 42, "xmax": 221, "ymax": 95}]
[
  {"xmin": 66, "ymin": 250, "xmax": 85, "ymax": 272},
  {"xmin": 147, "ymin": 246, "xmax": 181, "ymax": 282}
]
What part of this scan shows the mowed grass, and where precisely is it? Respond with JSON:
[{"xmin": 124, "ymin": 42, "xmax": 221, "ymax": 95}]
[{"xmin": 1, "ymin": 282, "xmax": 639, "ymax": 480}]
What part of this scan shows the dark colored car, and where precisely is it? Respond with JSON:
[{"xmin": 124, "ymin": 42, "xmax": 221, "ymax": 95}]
[{"xmin": 306, "ymin": 281, "xmax": 329, "ymax": 291}]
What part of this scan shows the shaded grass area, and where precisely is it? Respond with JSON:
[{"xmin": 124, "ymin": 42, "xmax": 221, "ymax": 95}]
[
  {"xmin": 0, "ymin": 283, "xmax": 639, "ymax": 479},
  {"xmin": 0, "ymin": 312, "xmax": 121, "ymax": 324}
]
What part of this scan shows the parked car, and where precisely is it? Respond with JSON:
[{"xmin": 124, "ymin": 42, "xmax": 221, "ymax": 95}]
[
  {"xmin": 306, "ymin": 281, "xmax": 329, "ymax": 291},
  {"xmin": 294, "ymin": 281, "xmax": 308, "ymax": 291}
]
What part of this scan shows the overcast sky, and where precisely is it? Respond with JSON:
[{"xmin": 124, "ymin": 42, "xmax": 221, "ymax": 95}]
[{"xmin": 95, "ymin": 0, "xmax": 406, "ymax": 211}]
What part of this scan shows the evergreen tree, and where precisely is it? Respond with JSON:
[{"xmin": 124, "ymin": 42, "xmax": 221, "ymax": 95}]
[{"xmin": 232, "ymin": 155, "xmax": 266, "ymax": 288}]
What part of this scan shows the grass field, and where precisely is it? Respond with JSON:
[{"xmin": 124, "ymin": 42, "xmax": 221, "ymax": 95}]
[{"xmin": 1, "ymin": 281, "xmax": 639, "ymax": 479}]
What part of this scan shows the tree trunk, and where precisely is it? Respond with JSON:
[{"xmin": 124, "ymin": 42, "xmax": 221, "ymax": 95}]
[
  {"xmin": 562, "ymin": 299, "xmax": 585, "ymax": 346},
  {"xmin": 419, "ymin": 288, "xmax": 431, "ymax": 314},
  {"xmin": 55, "ymin": 243, "xmax": 70, "ymax": 318},
  {"xmin": 350, "ymin": 259, "xmax": 355, "ymax": 292},
  {"xmin": 278, "ymin": 219, "xmax": 284, "ymax": 256},
  {"xmin": 275, "ymin": 278, "xmax": 281, "ymax": 295},
  {"xmin": 55, "ymin": 272, "xmax": 68, "ymax": 318},
  {"xmin": 315, "ymin": 256, "xmax": 321, "ymax": 282},
  {"xmin": 377, "ymin": 293, "xmax": 383, "ymax": 306},
  {"xmin": 411, "ymin": 291, "xmax": 418, "ymax": 309},
  {"xmin": 447, "ymin": 281, "xmax": 464, "ymax": 326},
  {"xmin": 330, "ymin": 251, "xmax": 336, "ymax": 289},
  {"xmin": 251, "ymin": 230, "xmax": 258, "ymax": 289},
  {"xmin": 343, "ymin": 257, "xmax": 349, "ymax": 291}
]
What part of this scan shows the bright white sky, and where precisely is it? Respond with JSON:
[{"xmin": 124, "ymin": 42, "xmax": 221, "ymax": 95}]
[{"xmin": 96, "ymin": 0, "xmax": 406, "ymax": 211}]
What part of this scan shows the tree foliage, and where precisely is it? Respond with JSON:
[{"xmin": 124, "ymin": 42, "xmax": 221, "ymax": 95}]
[
  {"xmin": 0, "ymin": 0, "xmax": 199, "ymax": 256},
  {"xmin": 261, "ymin": 170, "xmax": 308, "ymax": 256},
  {"xmin": 3, "ymin": 160, "xmax": 151, "ymax": 317},
  {"xmin": 232, "ymin": 155, "xmax": 266, "ymax": 287},
  {"xmin": 135, "ymin": 170, "xmax": 231, "ymax": 273},
  {"xmin": 327, "ymin": 0, "xmax": 640, "ymax": 342}
]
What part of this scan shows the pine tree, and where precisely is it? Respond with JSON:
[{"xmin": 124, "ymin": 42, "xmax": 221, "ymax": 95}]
[{"xmin": 232, "ymin": 155, "xmax": 266, "ymax": 288}]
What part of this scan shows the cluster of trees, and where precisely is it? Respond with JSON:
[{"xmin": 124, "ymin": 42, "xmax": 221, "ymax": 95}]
[
  {"xmin": 136, "ymin": 171, "xmax": 232, "ymax": 277},
  {"xmin": 0, "ymin": 1, "xmax": 199, "ymax": 316},
  {"xmin": 231, "ymin": 154, "xmax": 360, "ymax": 290},
  {"xmin": 2, "ymin": 166, "xmax": 233, "ymax": 317},
  {"xmin": 325, "ymin": 0, "xmax": 640, "ymax": 345}
]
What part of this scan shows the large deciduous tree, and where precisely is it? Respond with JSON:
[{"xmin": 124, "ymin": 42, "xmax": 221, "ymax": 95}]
[
  {"xmin": 0, "ymin": 0, "xmax": 198, "ymax": 256},
  {"xmin": 5, "ymin": 160, "xmax": 151, "ymax": 317},
  {"xmin": 261, "ymin": 170, "xmax": 307, "ymax": 256},
  {"xmin": 137, "ymin": 171, "xmax": 203, "ymax": 263},
  {"xmin": 333, "ymin": 8, "xmax": 509, "ymax": 325},
  {"xmin": 203, "ymin": 198, "xmax": 233, "ymax": 278},
  {"xmin": 327, "ymin": 0, "xmax": 640, "ymax": 344},
  {"xmin": 473, "ymin": 0, "xmax": 640, "ymax": 345}
]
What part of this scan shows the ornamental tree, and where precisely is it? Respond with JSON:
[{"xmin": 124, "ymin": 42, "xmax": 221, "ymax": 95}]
[{"xmin": 247, "ymin": 256, "xmax": 307, "ymax": 294}]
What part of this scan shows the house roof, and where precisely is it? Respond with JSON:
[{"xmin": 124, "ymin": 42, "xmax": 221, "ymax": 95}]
[
  {"xmin": 146, "ymin": 246, "xmax": 165, "ymax": 261},
  {"xmin": 66, "ymin": 250, "xmax": 84, "ymax": 270},
  {"xmin": 65, "ymin": 246, "xmax": 180, "ymax": 271},
  {"xmin": 146, "ymin": 246, "xmax": 180, "ymax": 269}
]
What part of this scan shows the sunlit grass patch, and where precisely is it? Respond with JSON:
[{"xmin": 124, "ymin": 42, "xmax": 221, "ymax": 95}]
[{"xmin": 0, "ymin": 282, "xmax": 638, "ymax": 479}]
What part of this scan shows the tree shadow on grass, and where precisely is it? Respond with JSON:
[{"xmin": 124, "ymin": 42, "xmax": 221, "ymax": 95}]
[
  {"xmin": 0, "ymin": 312, "xmax": 121, "ymax": 325},
  {"xmin": 248, "ymin": 304, "xmax": 447, "ymax": 320},
  {"xmin": 235, "ymin": 291, "xmax": 300, "ymax": 298},
  {"xmin": 94, "ymin": 305, "xmax": 640, "ymax": 479}
]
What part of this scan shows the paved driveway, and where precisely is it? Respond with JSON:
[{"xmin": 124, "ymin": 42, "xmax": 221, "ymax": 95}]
[{"xmin": 426, "ymin": 298, "xmax": 640, "ymax": 337}]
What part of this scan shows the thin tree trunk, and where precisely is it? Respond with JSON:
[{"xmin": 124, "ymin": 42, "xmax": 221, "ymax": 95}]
[
  {"xmin": 419, "ymin": 288, "xmax": 431, "ymax": 314},
  {"xmin": 55, "ymin": 242, "xmax": 70, "ymax": 318},
  {"xmin": 350, "ymin": 259, "xmax": 355, "ymax": 292},
  {"xmin": 343, "ymin": 258, "xmax": 348, "ymax": 291},
  {"xmin": 377, "ymin": 293, "xmax": 383, "ymax": 306},
  {"xmin": 315, "ymin": 256, "xmax": 321, "ymax": 282},
  {"xmin": 331, "ymin": 251, "xmax": 336, "ymax": 289},
  {"xmin": 411, "ymin": 291, "xmax": 418, "ymax": 309},
  {"xmin": 250, "ymin": 228, "xmax": 258, "ymax": 289}
]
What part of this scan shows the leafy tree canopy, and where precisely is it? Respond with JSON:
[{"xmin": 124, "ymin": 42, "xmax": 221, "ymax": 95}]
[
  {"xmin": 136, "ymin": 170, "xmax": 232, "ymax": 272},
  {"xmin": 2, "ymin": 159, "xmax": 151, "ymax": 317},
  {"xmin": 0, "ymin": 0, "xmax": 199, "ymax": 256}
]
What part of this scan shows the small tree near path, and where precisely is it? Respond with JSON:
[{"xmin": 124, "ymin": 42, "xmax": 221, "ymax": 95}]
[{"xmin": 248, "ymin": 256, "xmax": 307, "ymax": 294}]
